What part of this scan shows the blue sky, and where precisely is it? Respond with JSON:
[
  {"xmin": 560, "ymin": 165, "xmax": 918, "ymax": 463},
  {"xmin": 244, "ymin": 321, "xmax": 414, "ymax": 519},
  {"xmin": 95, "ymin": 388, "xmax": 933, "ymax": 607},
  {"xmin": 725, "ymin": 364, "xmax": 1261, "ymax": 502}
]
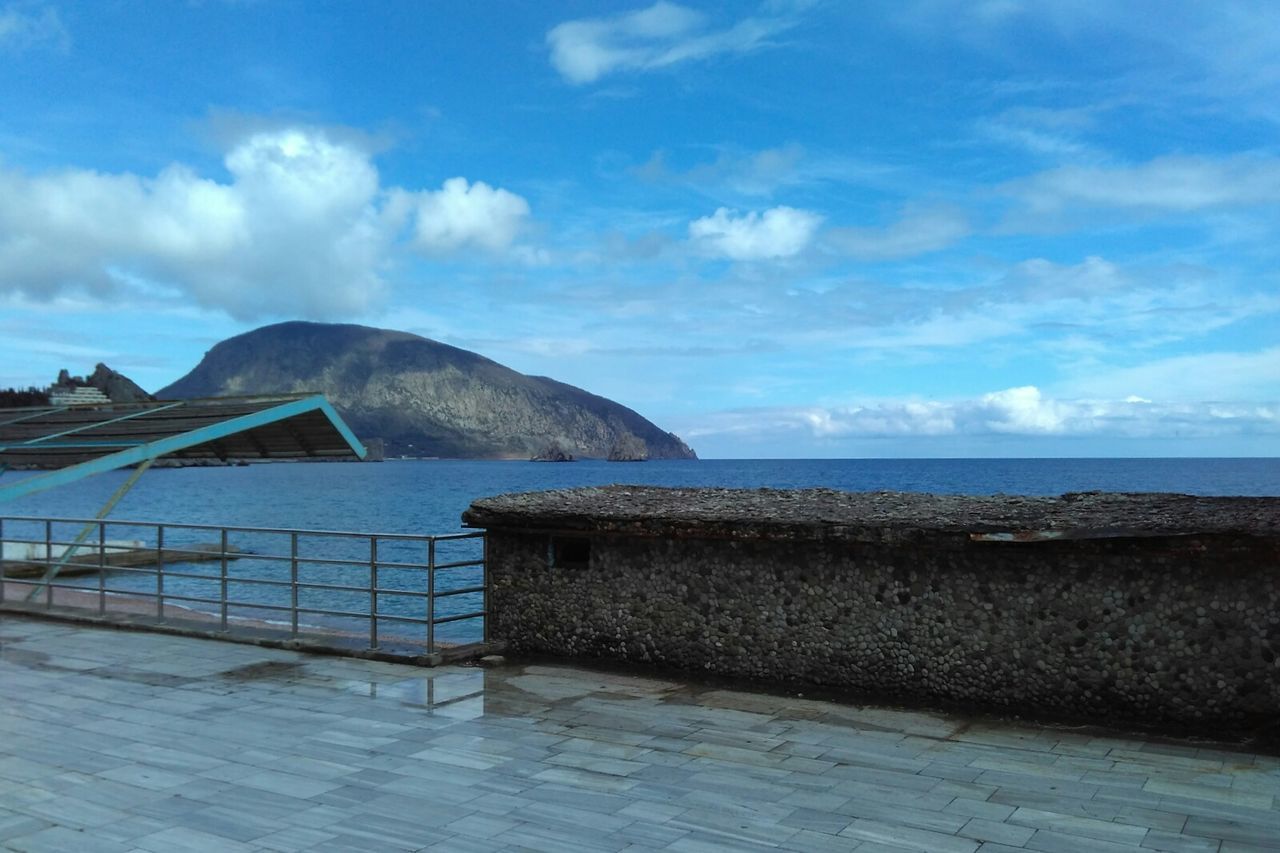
[{"xmin": 1, "ymin": 1, "xmax": 1277, "ymax": 458}]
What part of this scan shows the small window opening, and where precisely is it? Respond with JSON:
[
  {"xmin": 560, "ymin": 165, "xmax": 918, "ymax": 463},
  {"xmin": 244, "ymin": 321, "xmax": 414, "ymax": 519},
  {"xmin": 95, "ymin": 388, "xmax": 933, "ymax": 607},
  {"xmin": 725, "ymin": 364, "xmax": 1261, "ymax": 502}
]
[{"xmin": 551, "ymin": 536, "xmax": 591, "ymax": 569}]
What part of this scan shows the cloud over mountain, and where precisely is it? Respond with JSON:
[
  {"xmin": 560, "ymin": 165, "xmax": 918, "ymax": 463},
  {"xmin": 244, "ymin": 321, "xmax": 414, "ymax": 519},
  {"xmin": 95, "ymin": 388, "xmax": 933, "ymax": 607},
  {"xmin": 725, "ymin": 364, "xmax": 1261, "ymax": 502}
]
[
  {"xmin": 413, "ymin": 178, "xmax": 530, "ymax": 252},
  {"xmin": 0, "ymin": 128, "xmax": 531, "ymax": 319}
]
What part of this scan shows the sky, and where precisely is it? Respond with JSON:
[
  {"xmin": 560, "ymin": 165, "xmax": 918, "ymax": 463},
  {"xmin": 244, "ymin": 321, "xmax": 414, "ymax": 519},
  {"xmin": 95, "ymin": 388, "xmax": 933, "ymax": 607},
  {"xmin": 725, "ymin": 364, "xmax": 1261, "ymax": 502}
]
[{"xmin": 0, "ymin": 1, "xmax": 1277, "ymax": 458}]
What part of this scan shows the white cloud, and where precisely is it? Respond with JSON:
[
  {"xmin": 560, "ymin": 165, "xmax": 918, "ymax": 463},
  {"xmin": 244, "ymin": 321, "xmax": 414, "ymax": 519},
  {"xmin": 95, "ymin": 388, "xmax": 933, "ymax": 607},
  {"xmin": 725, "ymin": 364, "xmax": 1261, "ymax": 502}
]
[
  {"xmin": 1010, "ymin": 155, "xmax": 1280, "ymax": 214},
  {"xmin": 413, "ymin": 177, "xmax": 530, "ymax": 253},
  {"xmin": 1002, "ymin": 255, "xmax": 1127, "ymax": 300},
  {"xmin": 0, "ymin": 3, "xmax": 68, "ymax": 53},
  {"xmin": 826, "ymin": 206, "xmax": 970, "ymax": 260},
  {"xmin": 685, "ymin": 386, "xmax": 1280, "ymax": 442},
  {"xmin": 818, "ymin": 254, "xmax": 1276, "ymax": 357},
  {"xmin": 547, "ymin": 2, "xmax": 792, "ymax": 84},
  {"xmin": 689, "ymin": 205, "xmax": 822, "ymax": 260},
  {"xmin": 975, "ymin": 105, "xmax": 1103, "ymax": 159},
  {"xmin": 1056, "ymin": 347, "xmax": 1280, "ymax": 402},
  {"xmin": 0, "ymin": 128, "xmax": 531, "ymax": 319},
  {"xmin": 631, "ymin": 144, "xmax": 902, "ymax": 200},
  {"xmin": 896, "ymin": 2, "xmax": 1280, "ymax": 123},
  {"xmin": 633, "ymin": 144, "xmax": 807, "ymax": 197},
  {"xmin": 978, "ymin": 386, "xmax": 1072, "ymax": 433}
]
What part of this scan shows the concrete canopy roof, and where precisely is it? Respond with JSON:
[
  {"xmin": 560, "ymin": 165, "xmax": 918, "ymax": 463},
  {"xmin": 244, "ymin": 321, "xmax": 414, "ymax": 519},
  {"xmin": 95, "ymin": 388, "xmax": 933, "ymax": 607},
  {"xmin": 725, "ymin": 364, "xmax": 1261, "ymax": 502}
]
[{"xmin": 0, "ymin": 394, "xmax": 366, "ymax": 502}]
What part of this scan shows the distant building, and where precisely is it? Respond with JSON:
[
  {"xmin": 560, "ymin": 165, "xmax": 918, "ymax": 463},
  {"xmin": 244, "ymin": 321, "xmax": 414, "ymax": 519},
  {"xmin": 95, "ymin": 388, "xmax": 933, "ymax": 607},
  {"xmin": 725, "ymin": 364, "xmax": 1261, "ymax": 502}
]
[{"xmin": 48, "ymin": 386, "xmax": 111, "ymax": 406}]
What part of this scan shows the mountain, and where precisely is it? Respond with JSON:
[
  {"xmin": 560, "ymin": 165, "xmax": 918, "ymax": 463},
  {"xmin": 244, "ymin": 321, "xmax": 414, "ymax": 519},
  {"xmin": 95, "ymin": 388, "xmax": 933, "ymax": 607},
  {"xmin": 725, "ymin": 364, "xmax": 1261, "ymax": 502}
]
[
  {"xmin": 157, "ymin": 322, "xmax": 696, "ymax": 460},
  {"xmin": 78, "ymin": 364, "xmax": 155, "ymax": 403}
]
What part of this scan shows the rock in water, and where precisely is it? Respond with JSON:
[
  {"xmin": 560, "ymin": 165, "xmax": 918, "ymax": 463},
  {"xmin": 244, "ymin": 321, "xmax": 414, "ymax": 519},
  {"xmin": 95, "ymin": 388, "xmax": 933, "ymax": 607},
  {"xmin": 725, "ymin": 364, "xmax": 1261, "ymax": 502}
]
[
  {"xmin": 158, "ymin": 321, "xmax": 697, "ymax": 461},
  {"xmin": 531, "ymin": 442, "xmax": 575, "ymax": 462}
]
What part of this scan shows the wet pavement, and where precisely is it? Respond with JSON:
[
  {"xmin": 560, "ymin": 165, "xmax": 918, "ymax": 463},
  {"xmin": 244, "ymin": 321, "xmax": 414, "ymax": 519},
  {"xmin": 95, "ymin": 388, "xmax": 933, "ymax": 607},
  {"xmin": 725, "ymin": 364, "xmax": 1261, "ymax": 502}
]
[{"xmin": 0, "ymin": 615, "xmax": 1277, "ymax": 852}]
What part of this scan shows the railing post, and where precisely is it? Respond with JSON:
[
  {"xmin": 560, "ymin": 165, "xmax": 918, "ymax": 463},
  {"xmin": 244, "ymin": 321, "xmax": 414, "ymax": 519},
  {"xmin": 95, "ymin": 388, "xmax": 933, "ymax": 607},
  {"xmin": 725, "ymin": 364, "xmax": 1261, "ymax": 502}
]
[
  {"xmin": 369, "ymin": 537, "xmax": 379, "ymax": 650},
  {"xmin": 482, "ymin": 533, "xmax": 489, "ymax": 645},
  {"xmin": 290, "ymin": 532, "xmax": 299, "ymax": 638},
  {"xmin": 97, "ymin": 522, "xmax": 106, "ymax": 615},
  {"xmin": 427, "ymin": 538, "xmax": 436, "ymax": 653},
  {"xmin": 219, "ymin": 528, "xmax": 229, "ymax": 632},
  {"xmin": 156, "ymin": 524, "xmax": 165, "ymax": 621},
  {"xmin": 44, "ymin": 519, "xmax": 52, "ymax": 608}
]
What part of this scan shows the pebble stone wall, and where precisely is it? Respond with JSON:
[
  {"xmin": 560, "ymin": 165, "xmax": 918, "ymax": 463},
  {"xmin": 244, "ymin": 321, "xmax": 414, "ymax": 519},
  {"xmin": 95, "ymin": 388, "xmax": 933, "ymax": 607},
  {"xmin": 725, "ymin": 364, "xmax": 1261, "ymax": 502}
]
[{"xmin": 467, "ymin": 487, "xmax": 1280, "ymax": 731}]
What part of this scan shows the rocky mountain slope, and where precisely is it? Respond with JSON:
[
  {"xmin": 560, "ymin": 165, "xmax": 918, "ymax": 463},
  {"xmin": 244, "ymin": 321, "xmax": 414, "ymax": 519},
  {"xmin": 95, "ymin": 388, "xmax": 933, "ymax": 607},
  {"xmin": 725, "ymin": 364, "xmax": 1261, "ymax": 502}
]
[
  {"xmin": 157, "ymin": 322, "xmax": 696, "ymax": 460},
  {"xmin": 61, "ymin": 364, "xmax": 155, "ymax": 403}
]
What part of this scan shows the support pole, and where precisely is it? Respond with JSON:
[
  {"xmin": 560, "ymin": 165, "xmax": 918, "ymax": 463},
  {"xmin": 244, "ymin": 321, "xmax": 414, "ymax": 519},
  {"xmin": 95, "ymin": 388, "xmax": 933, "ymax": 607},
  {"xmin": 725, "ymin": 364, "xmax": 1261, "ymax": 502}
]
[
  {"xmin": 426, "ymin": 538, "xmax": 436, "ymax": 654},
  {"xmin": 369, "ymin": 537, "xmax": 379, "ymax": 650},
  {"xmin": 23, "ymin": 457, "xmax": 156, "ymax": 602}
]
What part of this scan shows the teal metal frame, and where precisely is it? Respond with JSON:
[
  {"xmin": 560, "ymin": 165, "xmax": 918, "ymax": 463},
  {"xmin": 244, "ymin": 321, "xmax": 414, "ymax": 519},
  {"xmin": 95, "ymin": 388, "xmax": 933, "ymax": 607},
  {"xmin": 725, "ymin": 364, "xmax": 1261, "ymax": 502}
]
[
  {"xmin": 21, "ymin": 458, "xmax": 157, "ymax": 602},
  {"xmin": 0, "ymin": 395, "xmax": 366, "ymax": 504}
]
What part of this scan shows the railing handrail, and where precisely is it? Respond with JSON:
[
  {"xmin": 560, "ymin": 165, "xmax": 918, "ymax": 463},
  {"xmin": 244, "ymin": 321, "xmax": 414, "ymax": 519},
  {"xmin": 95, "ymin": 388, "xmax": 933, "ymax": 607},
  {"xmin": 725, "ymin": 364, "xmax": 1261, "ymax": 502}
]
[
  {"xmin": 0, "ymin": 514, "xmax": 483, "ymax": 542},
  {"xmin": 0, "ymin": 513, "xmax": 488, "ymax": 657}
]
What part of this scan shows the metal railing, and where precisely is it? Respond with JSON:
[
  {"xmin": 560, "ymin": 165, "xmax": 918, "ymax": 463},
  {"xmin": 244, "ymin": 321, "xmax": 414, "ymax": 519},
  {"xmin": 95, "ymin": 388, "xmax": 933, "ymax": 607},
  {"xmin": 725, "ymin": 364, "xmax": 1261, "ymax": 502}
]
[{"xmin": 0, "ymin": 515, "xmax": 486, "ymax": 656}]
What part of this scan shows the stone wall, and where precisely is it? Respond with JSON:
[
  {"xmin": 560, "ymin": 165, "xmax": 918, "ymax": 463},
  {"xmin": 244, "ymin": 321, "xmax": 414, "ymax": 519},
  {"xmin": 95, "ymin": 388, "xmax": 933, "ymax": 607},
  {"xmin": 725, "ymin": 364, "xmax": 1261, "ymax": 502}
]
[{"xmin": 465, "ymin": 487, "xmax": 1280, "ymax": 731}]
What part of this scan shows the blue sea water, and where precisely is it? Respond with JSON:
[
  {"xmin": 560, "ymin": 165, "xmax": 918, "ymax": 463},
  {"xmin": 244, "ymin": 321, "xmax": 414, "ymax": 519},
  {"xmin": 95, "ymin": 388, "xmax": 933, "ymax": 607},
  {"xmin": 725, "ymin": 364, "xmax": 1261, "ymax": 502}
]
[
  {"xmin": 6, "ymin": 457, "xmax": 1278, "ymax": 533},
  {"xmin": 4, "ymin": 458, "xmax": 1276, "ymax": 643}
]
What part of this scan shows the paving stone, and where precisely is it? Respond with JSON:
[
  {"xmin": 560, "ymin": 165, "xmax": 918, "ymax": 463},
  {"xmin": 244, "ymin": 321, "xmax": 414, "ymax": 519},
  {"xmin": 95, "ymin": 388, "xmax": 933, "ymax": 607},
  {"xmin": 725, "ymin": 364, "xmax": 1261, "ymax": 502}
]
[
  {"xmin": 839, "ymin": 817, "xmax": 980, "ymax": 852},
  {"xmin": 1009, "ymin": 806, "xmax": 1151, "ymax": 844},
  {"xmin": 1026, "ymin": 829, "xmax": 1150, "ymax": 852},
  {"xmin": 0, "ymin": 615, "xmax": 1276, "ymax": 853},
  {"xmin": 1139, "ymin": 829, "xmax": 1224, "ymax": 852},
  {"xmin": 132, "ymin": 825, "xmax": 260, "ymax": 852},
  {"xmin": 946, "ymin": 797, "xmax": 1017, "ymax": 822},
  {"xmin": 1183, "ymin": 817, "xmax": 1280, "ymax": 846},
  {"xmin": 3, "ymin": 824, "xmax": 133, "ymax": 853},
  {"xmin": 252, "ymin": 825, "xmax": 339, "ymax": 851},
  {"xmin": 1146, "ymin": 779, "xmax": 1275, "ymax": 810},
  {"xmin": 0, "ymin": 816, "xmax": 53, "ymax": 844},
  {"xmin": 961, "ymin": 817, "xmax": 1037, "ymax": 846},
  {"xmin": 1218, "ymin": 843, "xmax": 1280, "ymax": 853}
]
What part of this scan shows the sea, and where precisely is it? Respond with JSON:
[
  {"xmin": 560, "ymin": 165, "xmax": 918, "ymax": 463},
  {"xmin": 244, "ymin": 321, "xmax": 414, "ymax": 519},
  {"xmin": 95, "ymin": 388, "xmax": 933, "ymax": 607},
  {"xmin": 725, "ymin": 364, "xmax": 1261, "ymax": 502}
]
[
  {"xmin": 6, "ymin": 457, "xmax": 1277, "ymax": 531},
  {"xmin": 4, "ymin": 458, "xmax": 1277, "ymax": 644}
]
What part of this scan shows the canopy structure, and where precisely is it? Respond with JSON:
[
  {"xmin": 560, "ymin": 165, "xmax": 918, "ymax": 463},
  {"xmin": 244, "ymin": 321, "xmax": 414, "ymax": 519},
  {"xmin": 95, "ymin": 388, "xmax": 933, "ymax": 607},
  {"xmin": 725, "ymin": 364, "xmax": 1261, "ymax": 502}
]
[{"xmin": 0, "ymin": 394, "xmax": 367, "ymax": 504}]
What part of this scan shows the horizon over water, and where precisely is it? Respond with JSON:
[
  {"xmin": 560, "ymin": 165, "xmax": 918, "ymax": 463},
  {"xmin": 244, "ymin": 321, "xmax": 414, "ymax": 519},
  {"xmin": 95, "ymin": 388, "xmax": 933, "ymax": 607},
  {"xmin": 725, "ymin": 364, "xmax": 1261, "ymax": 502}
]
[
  {"xmin": 5, "ymin": 457, "xmax": 1275, "ymax": 643},
  {"xmin": 5, "ymin": 457, "xmax": 1277, "ymax": 535}
]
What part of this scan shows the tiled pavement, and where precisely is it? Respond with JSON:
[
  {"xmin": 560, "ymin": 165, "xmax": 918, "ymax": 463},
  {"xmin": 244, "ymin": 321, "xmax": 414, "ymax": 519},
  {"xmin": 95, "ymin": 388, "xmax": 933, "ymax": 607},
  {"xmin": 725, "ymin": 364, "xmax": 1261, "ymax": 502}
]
[{"xmin": 1, "ymin": 616, "xmax": 1277, "ymax": 853}]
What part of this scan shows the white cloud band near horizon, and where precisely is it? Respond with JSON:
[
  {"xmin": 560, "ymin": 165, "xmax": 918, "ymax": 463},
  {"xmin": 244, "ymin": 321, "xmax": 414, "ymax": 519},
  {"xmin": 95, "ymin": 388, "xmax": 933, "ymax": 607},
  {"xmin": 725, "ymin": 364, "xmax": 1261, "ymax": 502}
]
[{"xmin": 682, "ymin": 386, "xmax": 1280, "ymax": 442}]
